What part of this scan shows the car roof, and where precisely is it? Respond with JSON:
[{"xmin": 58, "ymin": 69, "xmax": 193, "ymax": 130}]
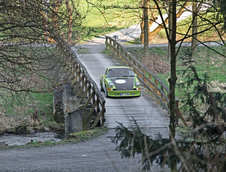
[{"xmin": 107, "ymin": 66, "xmax": 132, "ymax": 70}]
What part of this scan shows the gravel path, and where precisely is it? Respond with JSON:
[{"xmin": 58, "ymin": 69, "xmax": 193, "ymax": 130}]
[
  {"xmin": 0, "ymin": 130, "xmax": 144, "ymax": 172},
  {"xmin": 0, "ymin": 130, "xmax": 170, "ymax": 172}
]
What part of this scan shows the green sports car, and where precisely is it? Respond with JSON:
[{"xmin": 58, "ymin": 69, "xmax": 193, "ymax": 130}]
[{"xmin": 100, "ymin": 66, "xmax": 141, "ymax": 97}]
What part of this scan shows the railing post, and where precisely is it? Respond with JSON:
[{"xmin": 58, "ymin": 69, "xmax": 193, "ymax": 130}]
[
  {"xmin": 101, "ymin": 101, "xmax": 105, "ymax": 126},
  {"xmin": 155, "ymin": 79, "xmax": 159, "ymax": 96},
  {"xmin": 96, "ymin": 96, "xmax": 100, "ymax": 114}
]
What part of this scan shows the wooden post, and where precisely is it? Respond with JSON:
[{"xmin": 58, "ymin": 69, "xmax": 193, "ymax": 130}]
[{"xmin": 101, "ymin": 102, "xmax": 105, "ymax": 126}]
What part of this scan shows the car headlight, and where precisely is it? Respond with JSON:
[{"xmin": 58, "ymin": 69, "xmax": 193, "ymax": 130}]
[
  {"xmin": 109, "ymin": 82, "xmax": 114, "ymax": 88},
  {"xmin": 135, "ymin": 81, "xmax": 140, "ymax": 87}
]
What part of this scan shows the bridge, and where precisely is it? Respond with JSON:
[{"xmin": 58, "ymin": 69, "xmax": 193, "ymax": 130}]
[{"xmin": 57, "ymin": 36, "xmax": 178, "ymax": 137}]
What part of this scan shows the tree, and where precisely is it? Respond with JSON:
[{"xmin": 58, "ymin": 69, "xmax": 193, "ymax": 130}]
[
  {"xmin": 216, "ymin": 0, "xmax": 226, "ymax": 30},
  {"xmin": 0, "ymin": 0, "xmax": 82, "ymax": 116},
  {"xmin": 140, "ymin": 1, "xmax": 189, "ymax": 44},
  {"xmin": 110, "ymin": 0, "xmax": 225, "ymax": 171}
]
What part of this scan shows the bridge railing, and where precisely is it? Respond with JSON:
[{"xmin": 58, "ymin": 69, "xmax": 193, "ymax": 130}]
[
  {"xmin": 58, "ymin": 38, "xmax": 106, "ymax": 128},
  {"xmin": 105, "ymin": 36, "xmax": 169, "ymax": 111}
]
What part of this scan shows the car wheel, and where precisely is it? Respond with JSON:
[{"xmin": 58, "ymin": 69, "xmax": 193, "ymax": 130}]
[{"xmin": 100, "ymin": 81, "xmax": 104, "ymax": 92}]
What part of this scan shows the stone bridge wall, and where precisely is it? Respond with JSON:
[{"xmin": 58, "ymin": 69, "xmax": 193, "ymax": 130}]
[{"xmin": 53, "ymin": 82, "xmax": 93, "ymax": 137}]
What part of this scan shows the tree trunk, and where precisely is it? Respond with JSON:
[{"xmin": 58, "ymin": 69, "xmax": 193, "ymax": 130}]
[
  {"xmin": 140, "ymin": 4, "xmax": 156, "ymax": 44},
  {"xmin": 168, "ymin": 0, "xmax": 177, "ymax": 171},
  {"xmin": 65, "ymin": 0, "xmax": 73, "ymax": 44},
  {"xmin": 143, "ymin": 0, "xmax": 149, "ymax": 58},
  {"xmin": 140, "ymin": 2, "xmax": 188, "ymax": 44},
  {"xmin": 51, "ymin": 0, "xmax": 62, "ymax": 35},
  {"xmin": 168, "ymin": 0, "xmax": 173, "ymax": 59},
  {"xmin": 191, "ymin": 0, "xmax": 198, "ymax": 56},
  {"xmin": 140, "ymin": 20, "xmax": 152, "ymax": 44}
]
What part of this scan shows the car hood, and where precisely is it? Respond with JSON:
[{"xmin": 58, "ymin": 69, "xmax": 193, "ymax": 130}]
[{"xmin": 110, "ymin": 77, "xmax": 134, "ymax": 90}]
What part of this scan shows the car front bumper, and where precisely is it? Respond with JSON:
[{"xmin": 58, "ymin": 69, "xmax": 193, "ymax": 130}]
[{"xmin": 107, "ymin": 89, "xmax": 141, "ymax": 97}]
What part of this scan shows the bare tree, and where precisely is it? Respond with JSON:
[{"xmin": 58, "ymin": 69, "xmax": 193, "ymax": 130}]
[
  {"xmin": 109, "ymin": 0, "xmax": 225, "ymax": 171},
  {"xmin": 0, "ymin": 0, "xmax": 82, "ymax": 116}
]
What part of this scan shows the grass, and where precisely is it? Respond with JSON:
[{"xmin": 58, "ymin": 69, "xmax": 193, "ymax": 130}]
[
  {"xmin": 0, "ymin": 91, "xmax": 52, "ymax": 116},
  {"xmin": 31, "ymin": 93, "xmax": 53, "ymax": 111},
  {"xmin": 126, "ymin": 46, "xmax": 168, "ymax": 60},
  {"xmin": 77, "ymin": 0, "xmax": 141, "ymax": 42},
  {"xmin": 0, "ymin": 46, "xmax": 64, "ymax": 133},
  {"xmin": 3, "ymin": 127, "xmax": 108, "ymax": 150},
  {"xmin": 126, "ymin": 46, "xmax": 226, "ymax": 99}
]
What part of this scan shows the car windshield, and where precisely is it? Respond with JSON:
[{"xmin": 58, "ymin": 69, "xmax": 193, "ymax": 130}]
[{"xmin": 107, "ymin": 68, "xmax": 135, "ymax": 78}]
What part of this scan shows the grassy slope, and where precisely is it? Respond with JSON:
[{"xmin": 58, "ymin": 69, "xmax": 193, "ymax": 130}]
[{"xmin": 126, "ymin": 46, "xmax": 226, "ymax": 98}]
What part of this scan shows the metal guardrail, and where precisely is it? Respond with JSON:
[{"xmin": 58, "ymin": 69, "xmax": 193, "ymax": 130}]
[
  {"xmin": 58, "ymin": 38, "xmax": 106, "ymax": 128},
  {"xmin": 105, "ymin": 36, "xmax": 169, "ymax": 111}
]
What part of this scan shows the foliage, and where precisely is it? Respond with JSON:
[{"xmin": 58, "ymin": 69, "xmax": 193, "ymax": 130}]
[
  {"xmin": 126, "ymin": 46, "xmax": 225, "ymax": 92},
  {"xmin": 214, "ymin": 0, "xmax": 226, "ymax": 30},
  {"xmin": 110, "ymin": 55, "xmax": 225, "ymax": 171},
  {"xmin": 0, "ymin": 46, "xmax": 62, "ymax": 117},
  {"xmin": 178, "ymin": 48, "xmax": 225, "ymax": 140},
  {"xmin": 0, "ymin": 0, "xmax": 79, "ymax": 119},
  {"xmin": 110, "ymin": 120, "xmax": 169, "ymax": 170},
  {"xmin": 110, "ymin": 119, "xmax": 225, "ymax": 171}
]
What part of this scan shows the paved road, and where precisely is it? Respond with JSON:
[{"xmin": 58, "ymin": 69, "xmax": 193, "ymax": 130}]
[
  {"xmin": 77, "ymin": 45, "xmax": 169, "ymax": 137},
  {"xmin": 0, "ymin": 129, "xmax": 171, "ymax": 172},
  {"xmin": 0, "ymin": 130, "xmax": 141, "ymax": 172}
]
